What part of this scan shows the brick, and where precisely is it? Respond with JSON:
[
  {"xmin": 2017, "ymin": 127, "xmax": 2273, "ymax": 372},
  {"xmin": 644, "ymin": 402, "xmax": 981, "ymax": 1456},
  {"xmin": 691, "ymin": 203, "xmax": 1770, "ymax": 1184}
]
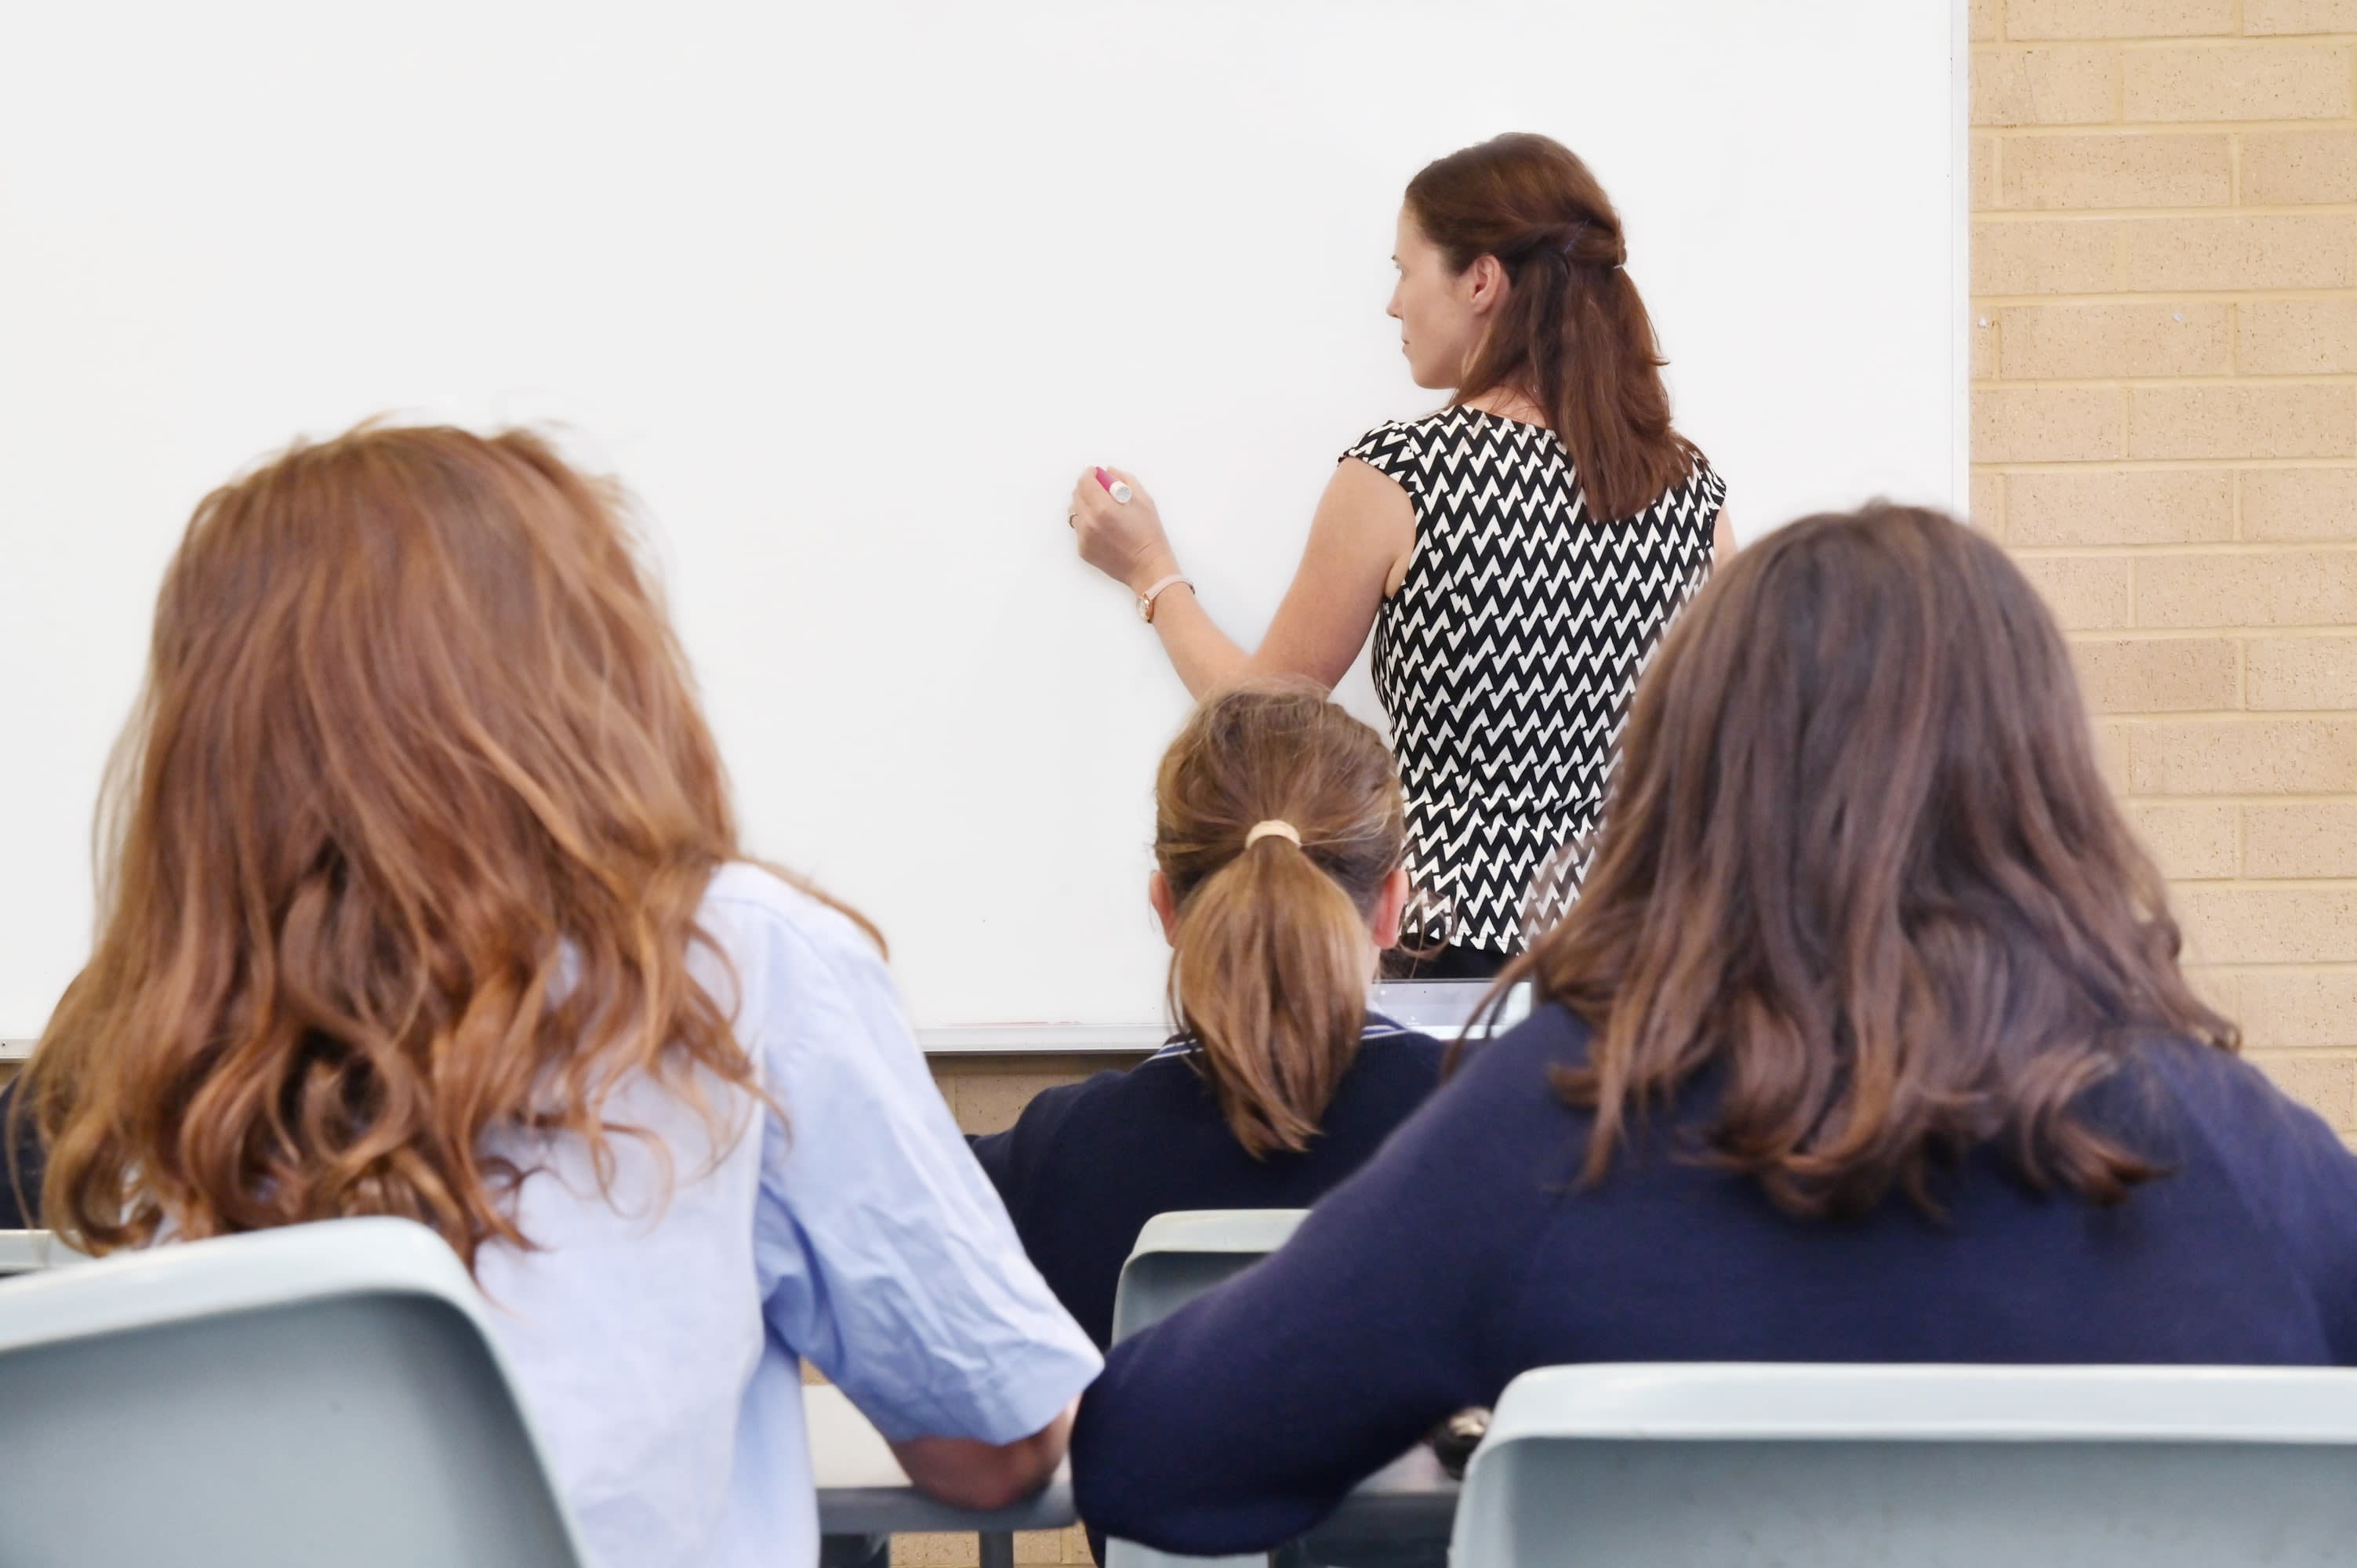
[
  {"xmin": 2239, "ymin": 299, "xmax": 2357, "ymax": 377},
  {"xmin": 2072, "ymin": 635, "xmax": 2241, "ymax": 710},
  {"xmin": 2240, "ymin": 129, "xmax": 2357, "ymax": 205},
  {"xmin": 2000, "ymin": 301, "xmax": 2231, "ymax": 378},
  {"xmin": 2126, "ymin": 800, "xmax": 2242, "ymax": 877},
  {"xmin": 2248, "ymin": 1054, "xmax": 2357, "ymax": 1128},
  {"xmin": 951, "ymin": 1071, "xmax": 1084, "ymax": 1134},
  {"xmin": 1973, "ymin": 0, "xmax": 2006, "ymax": 37},
  {"xmin": 1974, "ymin": 47, "xmax": 2123, "ymax": 125},
  {"xmin": 2246, "ymin": 804, "xmax": 2357, "ymax": 877},
  {"xmin": 1973, "ymin": 218, "xmax": 2121, "ymax": 294},
  {"xmin": 1972, "ymin": 470, "xmax": 2005, "ymax": 538},
  {"xmin": 2239, "ymin": 969, "xmax": 2357, "ymax": 1047},
  {"xmin": 2177, "ymin": 885, "xmax": 2357, "ymax": 963},
  {"xmin": 2123, "ymin": 214, "xmax": 2357, "ymax": 292},
  {"xmin": 1973, "ymin": 311, "xmax": 1999, "ymax": 379},
  {"xmin": 2181, "ymin": 965, "xmax": 2239, "ymax": 1017},
  {"xmin": 2247, "ymin": 635, "xmax": 2357, "ymax": 708},
  {"xmin": 2245, "ymin": 0, "xmax": 2357, "ymax": 32},
  {"xmin": 2094, "ymin": 719, "xmax": 2137, "ymax": 791},
  {"xmin": 1013, "ymin": 1530, "xmax": 1068, "ymax": 1565},
  {"xmin": 2123, "ymin": 715, "xmax": 2357, "ymax": 791},
  {"xmin": 2241, "ymin": 468, "xmax": 2357, "ymax": 543},
  {"xmin": 894, "ymin": 1534, "xmax": 979, "ymax": 1568},
  {"xmin": 1998, "ymin": 132, "xmax": 2232, "ymax": 209},
  {"xmin": 1971, "ymin": 135, "xmax": 2001, "ymax": 212},
  {"xmin": 2007, "ymin": 469, "xmax": 2232, "ymax": 546},
  {"xmin": 2018, "ymin": 554, "xmax": 2138, "ymax": 628},
  {"xmin": 1976, "ymin": 387, "xmax": 2126, "ymax": 463},
  {"xmin": 2129, "ymin": 385, "xmax": 2357, "ymax": 461},
  {"xmin": 2008, "ymin": 0, "xmax": 2235, "ymax": 37},
  {"xmin": 2123, "ymin": 41, "xmax": 2355, "ymax": 123},
  {"xmin": 2136, "ymin": 549, "xmax": 2357, "ymax": 626}
]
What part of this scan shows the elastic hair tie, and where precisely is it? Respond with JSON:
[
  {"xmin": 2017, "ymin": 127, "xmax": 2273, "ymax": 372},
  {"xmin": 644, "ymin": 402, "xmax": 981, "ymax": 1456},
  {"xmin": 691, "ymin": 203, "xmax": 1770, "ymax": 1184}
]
[{"xmin": 1244, "ymin": 820, "xmax": 1302, "ymax": 849}]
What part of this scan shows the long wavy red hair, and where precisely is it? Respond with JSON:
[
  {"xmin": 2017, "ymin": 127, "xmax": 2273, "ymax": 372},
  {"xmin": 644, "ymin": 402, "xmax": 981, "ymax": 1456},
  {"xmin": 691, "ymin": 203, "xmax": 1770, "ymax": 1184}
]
[{"xmin": 24, "ymin": 423, "xmax": 867, "ymax": 1268}]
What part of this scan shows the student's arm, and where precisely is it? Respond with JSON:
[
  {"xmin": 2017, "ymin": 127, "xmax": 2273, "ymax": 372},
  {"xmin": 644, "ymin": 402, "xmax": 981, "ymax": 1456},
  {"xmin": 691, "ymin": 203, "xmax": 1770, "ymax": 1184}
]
[
  {"xmin": 891, "ymin": 1405, "xmax": 1077, "ymax": 1512},
  {"xmin": 747, "ymin": 896, "xmax": 1102, "ymax": 1508},
  {"xmin": 1069, "ymin": 460, "xmax": 1415, "ymax": 699},
  {"xmin": 1714, "ymin": 500, "xmax": 1738, "ymax": 563},
  {"xmin": 1070, "ymin": 1017, "xmax": 1578, "ymax": 1554}
]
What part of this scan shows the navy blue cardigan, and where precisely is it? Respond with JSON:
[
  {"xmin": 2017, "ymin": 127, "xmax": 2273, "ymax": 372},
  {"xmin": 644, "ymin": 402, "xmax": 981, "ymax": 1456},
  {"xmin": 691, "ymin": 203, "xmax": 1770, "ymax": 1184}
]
[
  {"xmin": 970, "ymin": 1018, "xmax": 1446, "ymax": 1350},
  {"xmin": 1072, "ymin": 1001, "xmax": 2357, "ymax": 1555}
]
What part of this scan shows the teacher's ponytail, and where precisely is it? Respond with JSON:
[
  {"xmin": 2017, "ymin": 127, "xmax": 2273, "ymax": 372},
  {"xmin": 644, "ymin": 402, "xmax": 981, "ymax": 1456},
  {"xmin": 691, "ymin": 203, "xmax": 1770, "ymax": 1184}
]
[
  {"xmin": 1155, "ymin": 684, "xmax": 1406, "ymax": 1158},
  {"xmin": 1407, "ymin": 132, "xmax": 1700, "ymax": 524}
]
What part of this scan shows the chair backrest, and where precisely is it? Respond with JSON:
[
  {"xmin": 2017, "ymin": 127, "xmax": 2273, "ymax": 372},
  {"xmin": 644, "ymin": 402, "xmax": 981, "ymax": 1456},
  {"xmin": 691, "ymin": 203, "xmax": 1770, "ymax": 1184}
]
[
  {"xmin": 1103, "ymin": 1211, "xmax": 1306, "ymax": 1568},
  {"xmin": 0, "ymin": 1216, "xmax": 587, "ymax": 1568},
  {"xmin": 1108, "ymin": 1208, "xmax": 1305, "ymax": 1343},
  {"xmin": 1453, "ymin": 1362, "xmax": 2357, "ymax": 1568},
  {"xmin": 0, "ymin": 1229, "xmax": 87, "ymax": 1276}
]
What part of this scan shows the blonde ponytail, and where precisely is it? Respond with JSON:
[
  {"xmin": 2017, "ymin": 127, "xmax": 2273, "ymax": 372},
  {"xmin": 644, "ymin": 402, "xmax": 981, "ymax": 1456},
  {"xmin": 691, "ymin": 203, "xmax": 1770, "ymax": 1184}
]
[{"xmin": 1155, "ymin": 684, "xmax": 1407, "ymax": 1158}]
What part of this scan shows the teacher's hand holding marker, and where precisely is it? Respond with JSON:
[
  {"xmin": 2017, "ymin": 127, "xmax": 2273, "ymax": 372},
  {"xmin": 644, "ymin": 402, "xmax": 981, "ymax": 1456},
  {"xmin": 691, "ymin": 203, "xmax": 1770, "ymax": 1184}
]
[{"xmin": 1066, "ymin": 132, "xmax": 1735, "ymax": 979}]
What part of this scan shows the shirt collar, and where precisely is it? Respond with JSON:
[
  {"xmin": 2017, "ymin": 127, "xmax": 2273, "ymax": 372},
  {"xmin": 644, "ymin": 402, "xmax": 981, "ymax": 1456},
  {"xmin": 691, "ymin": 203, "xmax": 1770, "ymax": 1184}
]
[{"xmin": 1147, "ymin": 1011, "xmax": 1412, "ymax": 1064}]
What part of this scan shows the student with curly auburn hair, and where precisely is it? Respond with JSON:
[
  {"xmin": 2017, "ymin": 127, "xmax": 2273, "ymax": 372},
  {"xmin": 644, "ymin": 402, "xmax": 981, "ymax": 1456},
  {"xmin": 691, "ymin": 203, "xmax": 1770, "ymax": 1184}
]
[
  {"xmin": 1070, "ymin": 504, "xmax": 2357, "ymax": 1557},
  {"xmin": 16, "ymin": 424, "xmax": 1099, "ymax": 1568}
]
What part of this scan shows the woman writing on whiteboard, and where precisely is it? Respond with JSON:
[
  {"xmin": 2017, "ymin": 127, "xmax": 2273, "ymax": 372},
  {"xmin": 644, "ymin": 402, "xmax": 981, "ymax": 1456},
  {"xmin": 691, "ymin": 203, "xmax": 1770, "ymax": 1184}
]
[{"xmin": 1069, "ymin": 132, "xmax": 1733, "ymax": 979}]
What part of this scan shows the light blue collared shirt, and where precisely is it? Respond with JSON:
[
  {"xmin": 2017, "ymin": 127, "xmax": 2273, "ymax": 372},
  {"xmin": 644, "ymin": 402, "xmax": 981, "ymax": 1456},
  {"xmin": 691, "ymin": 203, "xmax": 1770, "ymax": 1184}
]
[{"xmin": 474, "ymin": 864, "xmax": 1102, "ymax": 1568}]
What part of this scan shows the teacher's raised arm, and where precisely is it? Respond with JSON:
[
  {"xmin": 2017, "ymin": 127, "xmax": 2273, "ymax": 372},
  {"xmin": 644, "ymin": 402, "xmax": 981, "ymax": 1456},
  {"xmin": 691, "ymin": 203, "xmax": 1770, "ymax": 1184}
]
[{"xmin": 1070, "ymin": 132, "xmax": 1735, "ymax": 978}]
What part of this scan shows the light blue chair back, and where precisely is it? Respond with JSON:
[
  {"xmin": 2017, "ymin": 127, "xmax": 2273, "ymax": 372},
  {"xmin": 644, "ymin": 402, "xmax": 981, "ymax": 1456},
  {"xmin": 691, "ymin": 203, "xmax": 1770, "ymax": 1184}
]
[
  {"xmin": 0, "ymin": 1216, "xmax": 587, "ymax": 1568},
  {"xmin": 1108, "ymin": 1208, "xmax": 1305, "ymax": 1343},
  {"xmin": 1103, "ymin": 1210, "xmax": 1306, "ymax": 1568},
  {"xmin": 0, "ymin": 1229, "xmax": 86, "ymax": 1276},
  {"xmin": 1453, "ymin": 1362, "xmax": 2357, "ymax": 1568}
]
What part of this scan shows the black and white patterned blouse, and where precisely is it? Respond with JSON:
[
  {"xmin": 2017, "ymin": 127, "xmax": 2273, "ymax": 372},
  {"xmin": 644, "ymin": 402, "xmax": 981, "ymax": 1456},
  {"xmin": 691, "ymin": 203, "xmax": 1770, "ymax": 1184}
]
[{"xmin": 1345, "ymin": 407, "xmax": 1725, "ymax": 954}]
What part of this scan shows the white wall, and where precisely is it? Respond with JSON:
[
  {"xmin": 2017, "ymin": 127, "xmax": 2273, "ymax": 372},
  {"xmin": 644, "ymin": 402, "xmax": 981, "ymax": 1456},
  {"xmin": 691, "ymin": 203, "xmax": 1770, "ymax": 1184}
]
[{"xmin": 0, "ymin": 0, "xmax": 1959, "ymax": 1043}]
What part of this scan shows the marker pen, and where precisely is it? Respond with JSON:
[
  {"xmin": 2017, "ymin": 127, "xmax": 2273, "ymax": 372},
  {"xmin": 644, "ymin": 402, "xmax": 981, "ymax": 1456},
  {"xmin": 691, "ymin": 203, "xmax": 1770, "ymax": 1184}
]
[{"xmin": 1095, "ymin": 467, "xmax": 1133, "ymax": 505}]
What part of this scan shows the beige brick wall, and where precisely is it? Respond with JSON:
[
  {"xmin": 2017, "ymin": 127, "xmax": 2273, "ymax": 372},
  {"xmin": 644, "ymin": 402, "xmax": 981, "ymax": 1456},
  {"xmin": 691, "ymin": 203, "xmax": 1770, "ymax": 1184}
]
[{"xmin": 1975, "ymin": 0, "xmax": 2357, "ymax": 1134}]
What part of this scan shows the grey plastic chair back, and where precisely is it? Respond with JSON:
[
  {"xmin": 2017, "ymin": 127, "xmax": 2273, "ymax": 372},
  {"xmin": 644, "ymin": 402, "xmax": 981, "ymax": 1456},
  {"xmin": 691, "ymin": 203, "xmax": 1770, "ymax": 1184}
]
[
  {"xmin": 0, "ymin": 1229, "xmax": 86, "ymax": 1276},
  {"xmin": 1104, "ymin": 1210, "xmax": 1306, "ymax": 1568},
  {"xmin": 0, "ymin": 1216, "xmax": 587, "ymax": 1568},
  {"xmin": 1453, "ymin": 1362, "xmax": 2357, "ymax": 1568},
  {"xmin": 1107, "ymin": 1207, "xmax": 1304, "ymax": 1343}
]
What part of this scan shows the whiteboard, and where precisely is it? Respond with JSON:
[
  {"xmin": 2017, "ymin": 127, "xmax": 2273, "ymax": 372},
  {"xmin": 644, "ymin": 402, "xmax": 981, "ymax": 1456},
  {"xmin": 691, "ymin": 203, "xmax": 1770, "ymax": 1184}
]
[{"xmin": 0, "ymin": 1, "xmax": 1965, "ymax": 1049}]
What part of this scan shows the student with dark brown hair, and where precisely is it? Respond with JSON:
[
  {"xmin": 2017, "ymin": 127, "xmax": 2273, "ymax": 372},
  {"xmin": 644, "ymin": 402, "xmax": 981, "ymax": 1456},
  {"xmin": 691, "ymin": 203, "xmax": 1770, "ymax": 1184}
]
[
  {"xmin": 1070, "ymin": 505, "xmax": 2357, "ymax": 1556},
  {"xmin": 971, "ymin": 682, "xmax": 1445, "ymax": 1351}
]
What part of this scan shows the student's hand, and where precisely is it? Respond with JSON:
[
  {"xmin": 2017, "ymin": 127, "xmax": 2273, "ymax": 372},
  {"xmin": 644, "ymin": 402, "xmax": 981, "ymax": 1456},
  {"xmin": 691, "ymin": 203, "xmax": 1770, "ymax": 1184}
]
[
  {"xmin": 1069, "ymin": 467, "xmax": 1180, "ymax": 597},
  {"xmin": 888, "ymin": 1401, "xmax": 1077, "ymax": 1512}
]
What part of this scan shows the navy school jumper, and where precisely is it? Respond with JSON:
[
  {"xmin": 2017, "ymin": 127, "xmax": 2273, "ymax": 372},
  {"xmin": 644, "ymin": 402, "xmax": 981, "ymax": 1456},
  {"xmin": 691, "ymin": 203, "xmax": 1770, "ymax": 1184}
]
[
  {"xmin": 1071, "ymin": 1000, "xmax": 2357, "ymax": 1555},
  {"xmin": 969, "ymin": 1015, "xmax": 1447, "ymax": 1351}
]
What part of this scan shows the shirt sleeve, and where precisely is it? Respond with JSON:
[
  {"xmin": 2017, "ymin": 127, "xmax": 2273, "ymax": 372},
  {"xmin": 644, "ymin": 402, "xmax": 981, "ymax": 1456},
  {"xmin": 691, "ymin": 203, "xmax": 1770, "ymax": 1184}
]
[
  {"xmin": 1340, "ymin": 422, "xmax": 1423, "ymax": 501},
  {"xmin": 968, "ymin": 1076, "xmax": 1095, "ymax": 1234},
  {"xmin": 1070, "ymin": 1018, "xmax": 1578, "ymax": 1553},
  {"xmin": 742, "ymin": 894, "xmax": 1102, "ymax": 1444}
]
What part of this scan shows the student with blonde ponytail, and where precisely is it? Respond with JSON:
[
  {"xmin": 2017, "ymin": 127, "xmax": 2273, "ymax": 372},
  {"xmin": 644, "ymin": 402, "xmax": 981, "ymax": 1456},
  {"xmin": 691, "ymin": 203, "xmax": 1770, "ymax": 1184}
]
[{"xmin": 971, "ymin": 682, "xmax": 1445, "ymax": 1351}]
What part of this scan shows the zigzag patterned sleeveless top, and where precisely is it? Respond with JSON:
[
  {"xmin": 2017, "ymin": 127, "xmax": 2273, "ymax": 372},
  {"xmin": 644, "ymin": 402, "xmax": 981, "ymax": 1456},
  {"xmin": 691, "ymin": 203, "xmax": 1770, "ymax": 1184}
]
[{"xmin": 1344, "ymin": 407, "xmax": 1725, "ymax": 954}]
